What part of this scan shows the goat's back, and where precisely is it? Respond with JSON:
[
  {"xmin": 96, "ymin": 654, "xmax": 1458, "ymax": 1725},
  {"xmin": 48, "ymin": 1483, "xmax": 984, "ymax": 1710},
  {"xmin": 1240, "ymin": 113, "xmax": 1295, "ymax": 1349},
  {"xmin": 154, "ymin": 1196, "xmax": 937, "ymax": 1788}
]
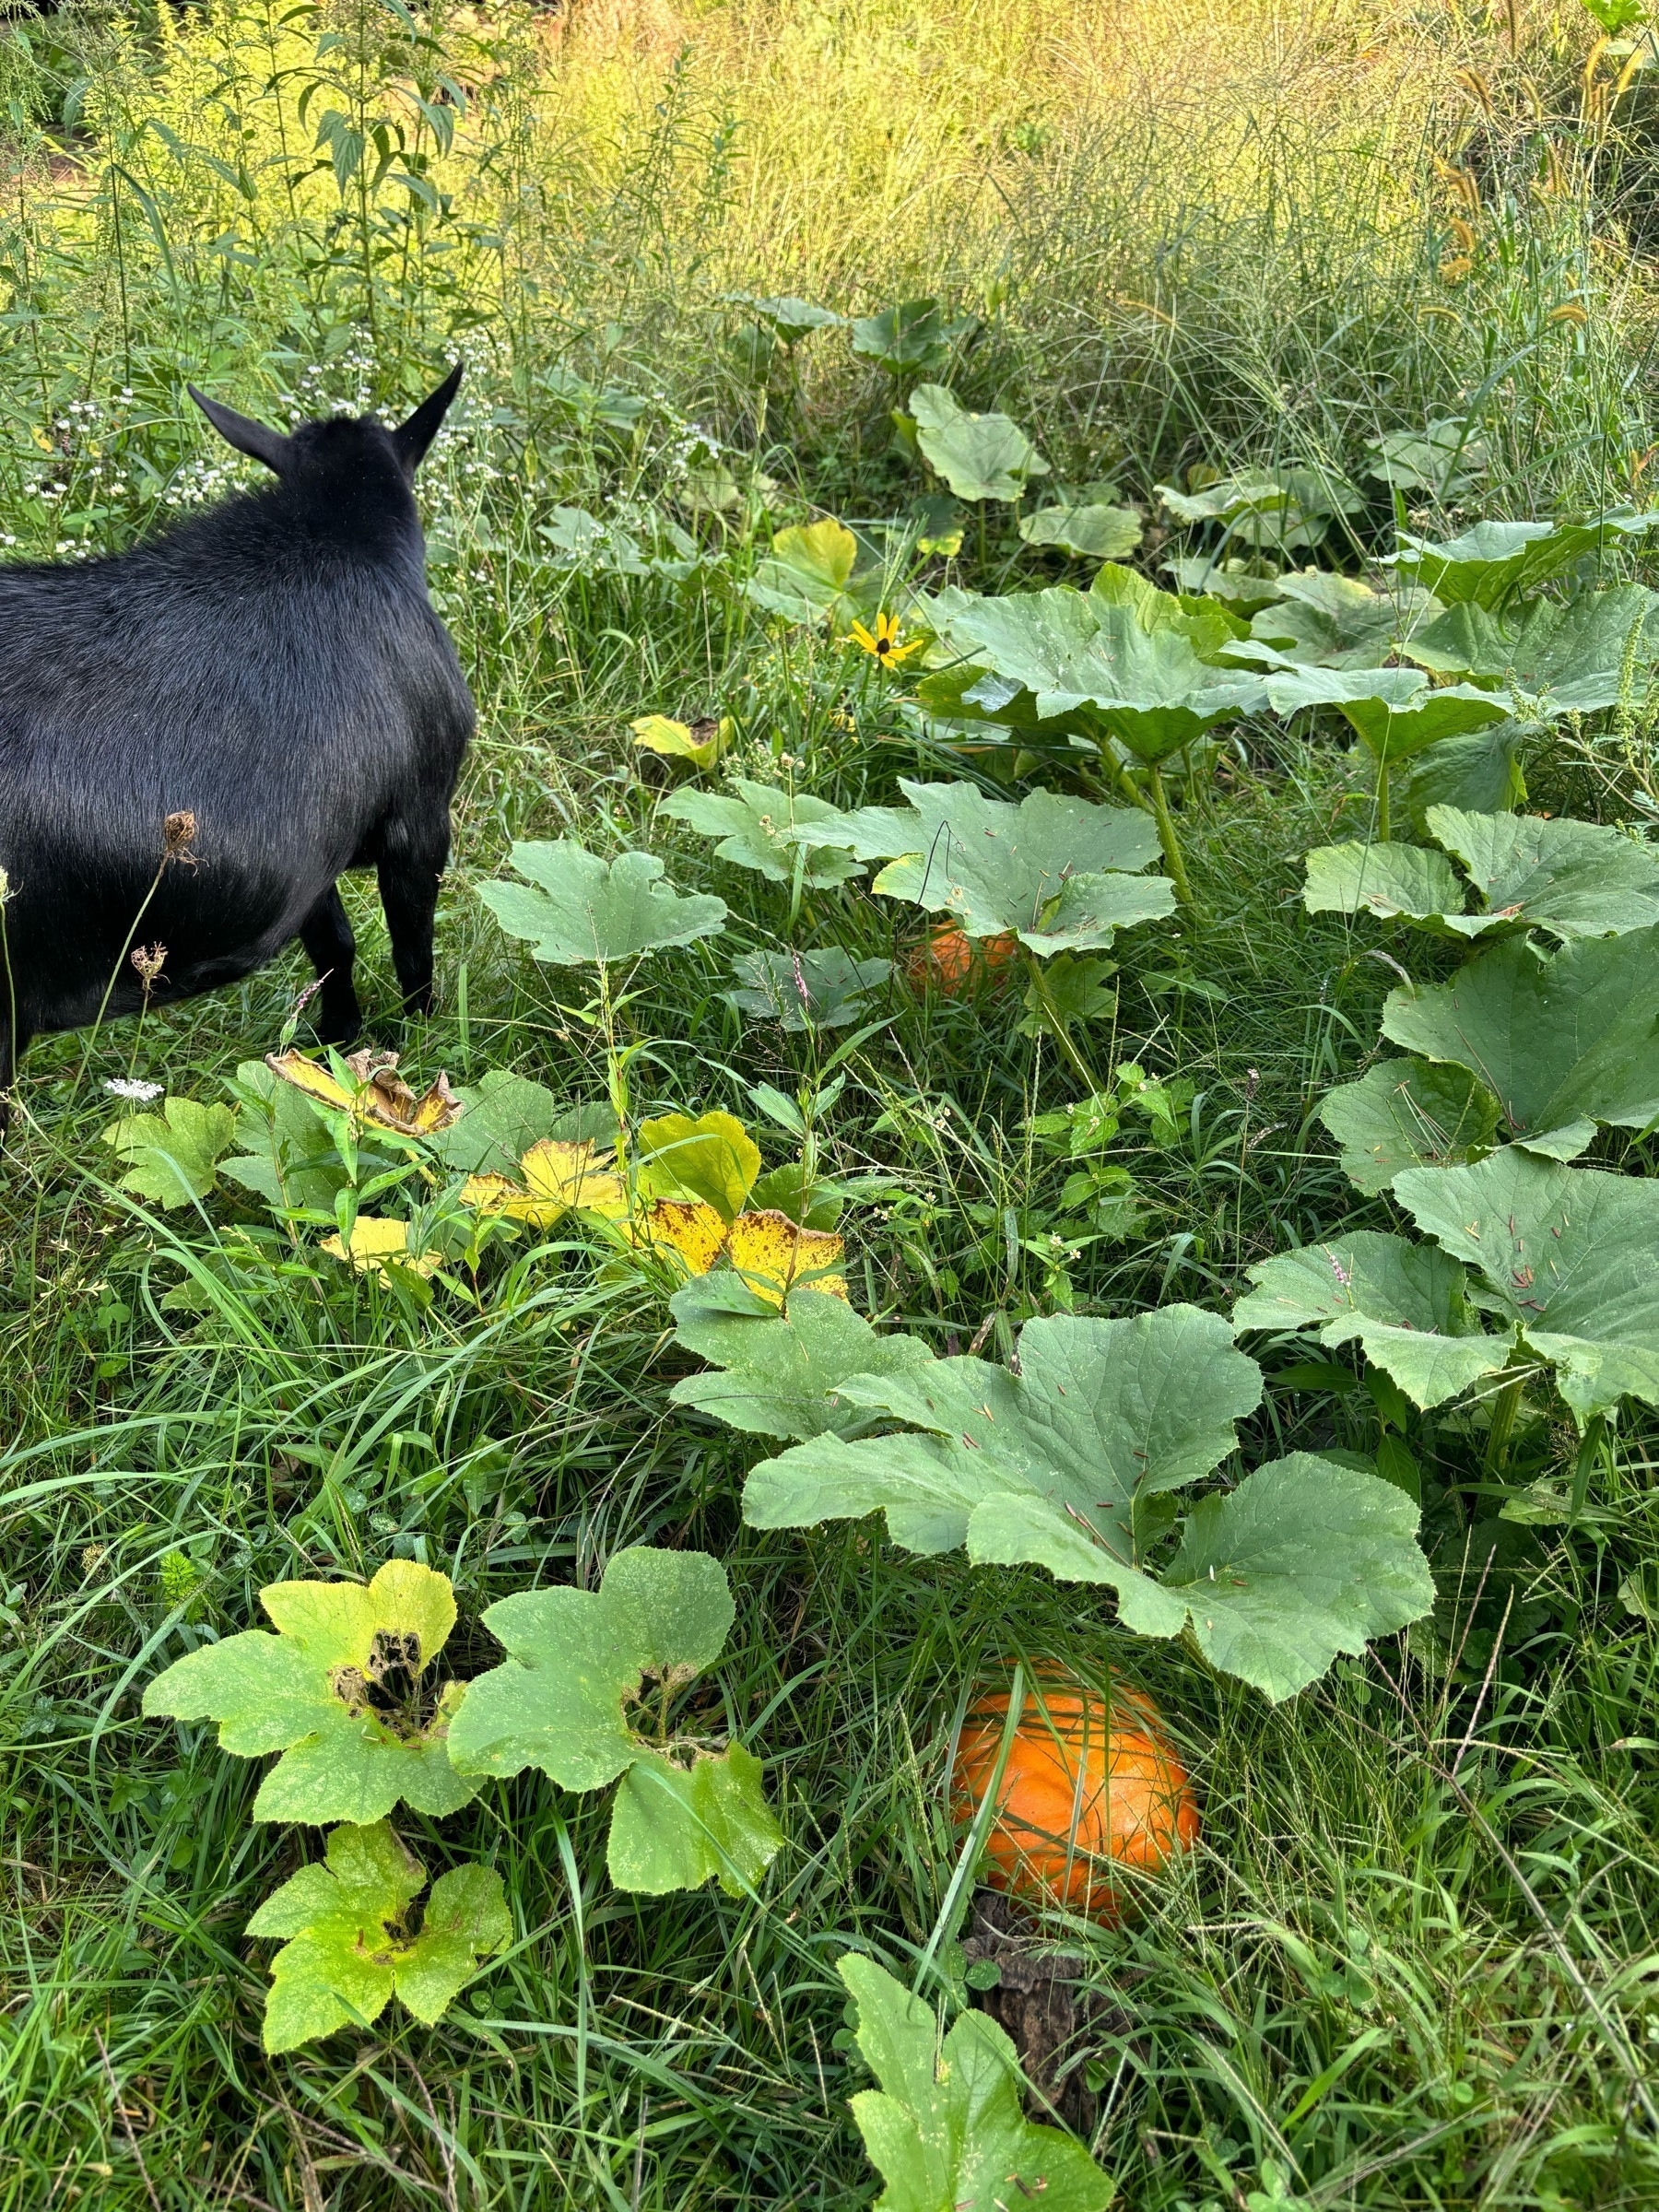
[{"xmin": 0, "ymin": 494, "xmax": 473, "ymax": 1031}]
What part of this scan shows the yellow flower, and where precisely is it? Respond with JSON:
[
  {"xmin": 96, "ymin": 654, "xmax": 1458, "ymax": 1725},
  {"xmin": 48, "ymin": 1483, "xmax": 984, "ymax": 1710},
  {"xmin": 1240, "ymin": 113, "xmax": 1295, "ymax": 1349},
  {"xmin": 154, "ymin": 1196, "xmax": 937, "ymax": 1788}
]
[{"xmin": 848, "ymin": 612, "xmax": 924, "ymax": 667}]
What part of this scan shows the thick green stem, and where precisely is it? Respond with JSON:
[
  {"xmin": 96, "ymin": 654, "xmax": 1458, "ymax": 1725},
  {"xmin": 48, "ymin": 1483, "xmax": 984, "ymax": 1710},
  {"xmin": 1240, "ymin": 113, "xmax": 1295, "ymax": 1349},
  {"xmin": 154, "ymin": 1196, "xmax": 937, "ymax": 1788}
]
[
  {"xmin": 1376, "ymin": 753, "xmax": 1392, "ymax": 843},
  {"xmin": 1483, "ymin": 1370, "xmax": 1525, "ymax": 1472},
  {"xmin": 1024, "ymin": 951, "xmax": 1099, "ymax": 1092},
  {"xmin": 1146, "ymin": 765, "xmax": 1193, "ymax": 907}
]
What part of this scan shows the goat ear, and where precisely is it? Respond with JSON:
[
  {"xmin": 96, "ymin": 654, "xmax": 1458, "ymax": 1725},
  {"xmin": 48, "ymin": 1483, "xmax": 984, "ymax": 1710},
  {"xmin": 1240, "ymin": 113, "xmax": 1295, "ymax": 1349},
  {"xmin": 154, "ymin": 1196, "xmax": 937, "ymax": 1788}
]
[
  {"xmin": 392, "ymin": 362, "xmax": 464, "ymax": 477},
  {"xmin": 188, "ymin": 387, "xmax": 291, "ymax": 477}
]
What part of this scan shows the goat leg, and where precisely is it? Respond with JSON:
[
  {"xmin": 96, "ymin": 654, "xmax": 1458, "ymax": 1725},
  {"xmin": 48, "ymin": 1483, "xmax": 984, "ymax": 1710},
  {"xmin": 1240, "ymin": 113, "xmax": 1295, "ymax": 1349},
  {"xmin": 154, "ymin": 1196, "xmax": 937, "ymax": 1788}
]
[
  {"xmin": 297, "ymin": 883, "xmax": 361, "ymax": 1046},
  {"xmin": 377, "ymin": 839, "xmax": 446, "ymax": 1019}
]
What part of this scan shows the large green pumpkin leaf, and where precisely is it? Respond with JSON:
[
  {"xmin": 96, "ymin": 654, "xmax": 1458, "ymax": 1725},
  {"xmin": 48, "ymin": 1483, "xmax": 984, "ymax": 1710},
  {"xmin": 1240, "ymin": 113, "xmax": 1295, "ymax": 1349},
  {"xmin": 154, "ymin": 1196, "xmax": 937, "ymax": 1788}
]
[
  {"xmin": 1162, "ymin": 1454, "xmax": 1434, "ymax": 1693},
  {"xmin": 1426, "ymin": 807, "xmax": 1659, "ymax": 940},
  {"xmin": 721, "ymin": 291, "xmax": 841, "ymax": 344},
  {"xmin": 1382, "ymin": 927, "xmax": 1659, "ymax": 1157},
  {"xmin": 1386, "ymin": 512, "xmax": 1659, "ymax": 609},
  {"xmin": 1365, "ymin": 420, "xmax": 1488, "ymax": 500},
  {"xmin": 1302, "ymin": 841, "xmax": 1465, "ymax": 924},
  {"xmin": 247, "ymin": 1819, "xmax": 510, "ymax": 2053},
  {"xmin": 478, "ymin": 842, "xmax": 726, "ymax": 966},
  {"xmin": 446, "ymin": 1547, "xmax": 782, "ymax": 1895},
  {"xmin": 668, "ymin": 1284, "xmax": 934, "ymax": 1440},
  {"xmin": 745, "ymin": 1303, "xmax": 1259, "ymax": 1559},
  {"xmin": 745, "ymin": 1306, "xmax": 1429, "ymax": 1697},
  {"xmin": 851, "ymin": 299, "xmax": 974, "ymax": 375},
  {"xmin": 1394, "ymin": 1149, "xmax": 1659, "ymax": 1422},
  {"xmin": 1404, "ymin": 583, "xmax": 1659, "ymax": 710},
  {"xmin": 865, "ymin": 780, "xmax": 1171, "ymax": 952},
  {"xmin": 1256, "ymin": 665, "xmax": 1510, "ymax": 762},
  {"xmin": 1393, "ymin": 723, "xmax": 1527, "ymax": 832},
  {"xmin": 1018, "ymin": 500, "xmax": 1142, "ymax": 560},
  {"xmin": 910, "ymin": 383, "xmax": 1049, "ymax": 502},
  {"xmin": 1088, "ymin": 560, "xmax": 1249, "ymax": 658},
  {"xmin": 101, "ymin": 1096, "xmax": 238, "ymax": 1207},
  {"xmin": 142, "ymin": 1560, "xmax": 477, "ymax": 1824},
  {"xmin": 1233, "ymin": 1230, "xmax": 1512, "ymax": 1408},
  {"xmin": 1248, "ymin": 571, "xmax": 1418, "ymax": 669},
  {"xmin": 932, "ymin": 588, "xmax": 1265, "ymax": 759},
  {"xmin": 660, "ymin": 780, "xmax": 865, "ymax": 888},
  {"xmin": 1319, "ymin": 1058, "xmax": 1501, "ymax": 1193},
  {"xmin": 1158, "ymin": 467, "xmax": 1361, "ymax": 556},
  {"xmin": 839, "ymin": 1953, "xmax": 1112, "ymax": 2212}
]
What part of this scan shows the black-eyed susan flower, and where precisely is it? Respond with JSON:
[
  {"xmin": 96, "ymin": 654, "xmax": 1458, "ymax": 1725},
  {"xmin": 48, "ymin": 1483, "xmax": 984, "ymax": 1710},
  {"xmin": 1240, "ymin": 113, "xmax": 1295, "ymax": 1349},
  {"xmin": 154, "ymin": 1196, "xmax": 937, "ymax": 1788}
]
[{"xmin": 847, "ymin": 611, "xmax": 924, "ymax": 667}]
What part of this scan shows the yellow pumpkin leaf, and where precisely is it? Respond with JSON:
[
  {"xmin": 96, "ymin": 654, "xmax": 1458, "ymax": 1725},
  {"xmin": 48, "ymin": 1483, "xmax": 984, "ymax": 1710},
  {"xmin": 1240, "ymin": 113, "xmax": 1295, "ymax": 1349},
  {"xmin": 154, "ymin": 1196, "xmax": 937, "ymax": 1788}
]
[
  {"xmin": 630, "ymin": 1198, "xmax": 731, "ymax": 1277},
  {"xmin": 320, "ymin": 1217, "xmax": 441, "ymax": 1278},
  {"xmin": 630, "ymin": 714, "xmax": 735, "ymax": 771},
  {"xmin": 725, "ymin": 1210, "xmax": 847, "ymax": 1307},
  {"xmin": 266, "ymin": 1050, "xmax": 461, "ymax": 1137},
  {"xmin": 637, "ymin": 1111, "xmax": 760, "ymax": 1221},
  {"xmin": 462, "ymin": 1140, "xmax": 628, "ymax": 1228},
  {"xmin": 523, "ymin": 1137, "xmax": 629, "ymax": 1218}
]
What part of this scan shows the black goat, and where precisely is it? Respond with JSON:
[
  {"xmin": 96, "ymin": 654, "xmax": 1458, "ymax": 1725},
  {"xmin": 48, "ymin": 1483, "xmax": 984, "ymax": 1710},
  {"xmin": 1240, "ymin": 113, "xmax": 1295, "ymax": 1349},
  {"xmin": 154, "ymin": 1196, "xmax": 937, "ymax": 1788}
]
[{"xmin": 0, "ymin": 365, "xmax": 475, "ymax": 1108}]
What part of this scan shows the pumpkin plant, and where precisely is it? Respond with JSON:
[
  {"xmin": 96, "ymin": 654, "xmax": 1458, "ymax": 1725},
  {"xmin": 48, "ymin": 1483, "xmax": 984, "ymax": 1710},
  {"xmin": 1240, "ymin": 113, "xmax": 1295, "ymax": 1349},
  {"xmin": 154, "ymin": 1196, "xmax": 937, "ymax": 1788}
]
[
  {"xmin": 249, "ymin": 1818, "xmax": 510, "ymax": 2053},
  {"xmin": 915, "ymin": 582, "xmax": 1265, "ymax": 899},
  {"xmin": 1236, "ymin": 1148, "xmax": 1659, "ymax": 1425},
  {"xmin": 1383, "ymin": 510, "xmax": 1659, "ymax": 610},
  {"xmin": 1303, "ymin": 808, "xmax": 1659, "ymax": 940},
  {"xmin": 142, "ymin": 1547, "xmax": 783, "ymax": 2044},
  {"xmin": 837, "ymin": 1954, "xmax": 1112, "ymax": 2212},
  {"xmin": 674, "ymin": 1296, "xmax": 1431, "ymax": 1700},
  {"xmin": 1404, "ymin": 582, "xmax": 1659, "ymax": 710},
  {"xmin": 142, "ymin": 1559, "xmax": 477, "ymax": 1824},
  {"xmin": 477, "ymin": 840, "xmax": 727, "ymax": 970},
  {"xmin": 908, "ymin": 382, "xmax": 1049, "ymax": 506},
  {"xmin": 803, "ymin": 778, "xmax": 1173, "ymax": 1082},
  {"xmin": 447, "ymin": 1546, "xmax": 784, "ymax": 1895}
]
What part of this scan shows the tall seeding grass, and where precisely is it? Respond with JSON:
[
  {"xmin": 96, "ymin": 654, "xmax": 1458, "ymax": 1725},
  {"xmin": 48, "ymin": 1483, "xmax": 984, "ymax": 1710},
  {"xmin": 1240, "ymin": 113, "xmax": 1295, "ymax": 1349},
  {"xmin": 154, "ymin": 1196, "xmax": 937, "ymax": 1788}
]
[{"xmin": 1, "ymin": 2, "xmax": 1658, "ymax": 2208}]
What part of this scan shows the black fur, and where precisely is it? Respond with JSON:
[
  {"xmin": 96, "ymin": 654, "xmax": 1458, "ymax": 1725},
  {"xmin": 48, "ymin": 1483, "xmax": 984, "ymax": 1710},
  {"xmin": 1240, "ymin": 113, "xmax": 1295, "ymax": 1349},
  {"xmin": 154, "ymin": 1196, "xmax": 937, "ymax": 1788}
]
[{"xmin": 0, "ymin": 364, "xmax": 474, "ymax": 1104}]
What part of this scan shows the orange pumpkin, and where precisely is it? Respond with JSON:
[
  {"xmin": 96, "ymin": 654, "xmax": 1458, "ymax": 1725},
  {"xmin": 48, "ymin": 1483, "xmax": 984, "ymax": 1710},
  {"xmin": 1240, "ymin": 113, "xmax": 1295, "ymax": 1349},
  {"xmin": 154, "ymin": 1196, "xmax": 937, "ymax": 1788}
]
[
  {"xmin": 904, "ymin": 924, "xmax": 1020, "ymax": 998},
  {"xmin": 950, "ymin": 1674, "xmax": 1199, "ymax": 1922}
]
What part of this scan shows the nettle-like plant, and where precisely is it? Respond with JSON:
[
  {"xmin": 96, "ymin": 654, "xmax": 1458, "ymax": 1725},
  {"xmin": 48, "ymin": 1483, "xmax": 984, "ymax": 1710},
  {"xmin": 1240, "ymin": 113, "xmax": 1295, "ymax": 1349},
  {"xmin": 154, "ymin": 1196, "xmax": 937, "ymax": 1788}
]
[
  {"xmin": 670, "ymin": 1289, "xmax": 1432, "ymax": 1701},
  {"xmin": 142, "ymin": 1550, "xmax": 782, "ymax": 2046}
]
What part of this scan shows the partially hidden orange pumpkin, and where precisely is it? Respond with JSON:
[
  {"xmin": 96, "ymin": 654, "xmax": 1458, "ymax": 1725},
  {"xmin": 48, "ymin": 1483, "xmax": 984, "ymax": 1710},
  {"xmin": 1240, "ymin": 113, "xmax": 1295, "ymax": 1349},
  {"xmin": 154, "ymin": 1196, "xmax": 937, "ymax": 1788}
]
[
  {"xmin": 950, "ymin": 1674, "xmax": 1199, "ymax": 1922},
  {"xmin": 904, "ymin": 924, "xmax": 1020, "ymax": 998}
]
